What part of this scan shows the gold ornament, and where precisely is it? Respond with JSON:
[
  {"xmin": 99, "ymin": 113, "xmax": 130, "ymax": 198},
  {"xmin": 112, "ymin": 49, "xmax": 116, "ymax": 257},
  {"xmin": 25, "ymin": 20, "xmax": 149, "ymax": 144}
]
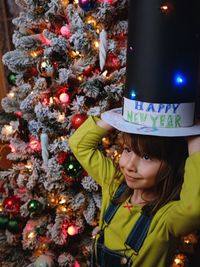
[
  {"xmin": 47, "ymin": 193, "xmax": 59, "ymax": 208},
  {"xmin": 37, "ymin": 57, "xmax": 55, "ymax": 77}
]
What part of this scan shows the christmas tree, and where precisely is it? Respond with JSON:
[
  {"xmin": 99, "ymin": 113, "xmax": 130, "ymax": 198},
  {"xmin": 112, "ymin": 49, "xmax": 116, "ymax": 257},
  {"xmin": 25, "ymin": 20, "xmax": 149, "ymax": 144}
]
[
  {"xmin": 0, "ymin": 1, "xmax": 199, "ymax": 266},
  {"xmin": 0, "ymin": 0, "xmax": 127, "ymax": 266}
]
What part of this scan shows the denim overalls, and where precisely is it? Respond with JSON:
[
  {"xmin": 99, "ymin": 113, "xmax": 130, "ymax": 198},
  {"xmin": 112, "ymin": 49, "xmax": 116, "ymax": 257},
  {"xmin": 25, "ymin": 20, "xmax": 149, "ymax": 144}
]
[{"xmin": 91, "ymin": 183, "xmax": 153, "ymax": 267}]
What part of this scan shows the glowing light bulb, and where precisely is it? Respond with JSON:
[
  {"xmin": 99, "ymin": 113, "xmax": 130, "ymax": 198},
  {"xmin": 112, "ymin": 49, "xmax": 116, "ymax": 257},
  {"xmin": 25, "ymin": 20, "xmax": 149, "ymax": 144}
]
[
  {"xmin": 4, "ymin": 125, "xmax": 13, "ymax": 135},
  {"xmin": 174, "ymin": 73, "xmax": 186, "ymax": 87},
  {"xmin": 8, "ymin": 92, "xmax": 15, "ymax": 98},
  {"xmin": 130, "ymin": 90, "xmax": 137, "ymax": 99},
  {"xmin": 94, "ymin": 41, "xmax": 99, "ymax": 49},
  {"xmin": 160, "ymin": 3, "xmax": 174, "ymax": 14},
  {"xmin": 67, "ymin": 225, "xmax": 78, "ymax": 236},
  {"xmin": 160, "ymin": 5, "xmax": 168, "ymax": 11},
  {"xmin": 27, "ymin": 231, "xmax": 35, "ymax": 239}
]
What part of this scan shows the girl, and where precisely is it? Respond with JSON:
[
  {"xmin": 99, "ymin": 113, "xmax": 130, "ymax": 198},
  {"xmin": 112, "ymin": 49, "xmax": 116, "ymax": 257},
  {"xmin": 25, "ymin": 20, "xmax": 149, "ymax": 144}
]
[{"xmin": 69, "ymin": 116, "xmax": 200, "ymax": 267}]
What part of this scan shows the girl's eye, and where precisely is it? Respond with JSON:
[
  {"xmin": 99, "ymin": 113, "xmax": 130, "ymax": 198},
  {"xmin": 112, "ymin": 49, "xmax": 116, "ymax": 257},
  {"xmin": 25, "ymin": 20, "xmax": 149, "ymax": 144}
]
[
  {"xmin": 142, "ymin": 154, "xmax": 151, "ymax": 160},
  {"xmin": 123, "ymin": 146, "xmax": 131, "ymax": 153}
]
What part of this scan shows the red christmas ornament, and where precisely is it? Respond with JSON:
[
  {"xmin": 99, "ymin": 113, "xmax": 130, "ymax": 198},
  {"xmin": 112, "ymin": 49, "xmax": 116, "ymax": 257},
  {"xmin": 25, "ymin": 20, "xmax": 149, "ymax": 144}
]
[
  {"xmin": 3, "ymin": 196, "xmax": 21, "ymax": 214},
  {"xmin": 73, "ymin": 261, "xmax": 80, "ymax": 267},
  {"xmin": 105, "ymin": 53, "xmax": 121, "ymax": 70},
  {"xmin": 57, "ymin": 152, "xmax": 69, "ymax": 165},
  {"xmin": 71, "ymin": 114, "xmax": 88, "ymax": 129},
  {"xmin": 15, "ymin": 111, "xmax": 23, "ymax": 117}
]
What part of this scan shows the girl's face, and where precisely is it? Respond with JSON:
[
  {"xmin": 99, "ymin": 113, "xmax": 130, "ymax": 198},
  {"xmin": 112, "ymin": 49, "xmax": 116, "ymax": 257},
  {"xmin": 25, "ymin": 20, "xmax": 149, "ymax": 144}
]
[{"xmin": 119, "ymin": 144, "xmax": 162, "ymax": 191}]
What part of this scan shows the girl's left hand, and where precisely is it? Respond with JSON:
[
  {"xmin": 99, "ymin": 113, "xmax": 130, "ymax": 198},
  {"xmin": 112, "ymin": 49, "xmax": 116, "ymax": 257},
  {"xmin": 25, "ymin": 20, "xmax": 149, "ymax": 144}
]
[{"xmin": 187, "ymin": 136, "xmax": 200, "ymax": 155}]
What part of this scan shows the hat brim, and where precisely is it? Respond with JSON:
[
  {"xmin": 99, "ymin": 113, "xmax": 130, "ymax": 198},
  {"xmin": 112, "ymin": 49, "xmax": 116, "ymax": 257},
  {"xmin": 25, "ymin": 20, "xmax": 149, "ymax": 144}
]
[{"xmin": 101, "ymin": 108, "xmax": 200, "ymax": 137}]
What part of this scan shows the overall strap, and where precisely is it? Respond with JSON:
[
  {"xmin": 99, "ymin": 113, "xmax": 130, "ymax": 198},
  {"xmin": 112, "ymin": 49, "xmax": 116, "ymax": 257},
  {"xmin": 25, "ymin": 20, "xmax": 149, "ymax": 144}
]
[
  {"xmin": 103, "ymin": 183, "xmax": 127, "ymax": 224},
  {"xmin": 125, "ymin": 212, "xmax": 153, "ymax": 252},
  {"xmin": 103, "ymin": 182, "xmax": 153, "ymax": 253}
]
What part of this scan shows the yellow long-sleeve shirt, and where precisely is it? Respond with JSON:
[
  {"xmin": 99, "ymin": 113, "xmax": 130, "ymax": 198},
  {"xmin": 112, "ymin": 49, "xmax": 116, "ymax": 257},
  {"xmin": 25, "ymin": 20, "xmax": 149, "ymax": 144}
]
[{"xmin": 69, "ymin": 116, "xmax": 200, "ymax": 267}]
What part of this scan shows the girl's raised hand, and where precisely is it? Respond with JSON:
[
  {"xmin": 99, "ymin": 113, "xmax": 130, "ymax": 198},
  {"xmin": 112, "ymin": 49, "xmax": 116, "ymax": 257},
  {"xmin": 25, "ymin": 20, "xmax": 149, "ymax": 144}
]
[
  {"xmin": 96, "ymin": 120, "xmax": 115, "ymax": 131},
  {"xmin": 187, "ymin": 136, "xmax": 200, "ymax": 155}
]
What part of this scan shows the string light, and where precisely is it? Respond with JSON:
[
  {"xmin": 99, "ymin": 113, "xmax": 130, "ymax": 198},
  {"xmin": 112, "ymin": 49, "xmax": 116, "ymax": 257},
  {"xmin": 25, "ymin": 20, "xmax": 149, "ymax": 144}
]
[
  {"xmin": 160, "ymin": 3, "xmax": 174, "ymax": 14},
  {"xmin": 4, "ymin": 125, "xmax": 13, "ymax": 135},
  {"xmin": 182, "ymin": 233, "xmax": 198, "ymax": 245},
  {"xmin": 57, "ymin": 205, "xmax": 67, "ymax": 213},
  {"xmin": 93, "ymin": 40, "xmax": 100, "ymax": 49},
  {"xmin": 25, "ymin": 162, "xmax": 33, "ymax": 172},
  {"xmin": 59, "ymin": 196, "xmax": 67, "ymax": 204},
  {"xmin": 67, "ymin": 225, "xmax": 78, "ymax": 236},
  {"xmin": 171, "ymin": 254, "xmax": 187, "ymax": 267},
  {"xmin": 78, "ymin": 75, "xmax": 83, "ymax": 81},
  {"xmin": 0, "ymin": 203, "xmax": 3, "ymax": 212},
  {"xmin": 27, "ymin": 231, "xmax": 36, "ymax": 239},
  {"xmin": 57, "ymin": 113, "xmax": 66, "ymax": 123},
  {"xmin": 29, "ymin": 49, "xmax": 43, "ymax": 59},
  {"xmin": 102, "ymin": 70, "xmax": 108, "ymax": 77},
  {"xmin": 160, "ymin": 5, "xmax": 168, "ymax": 11},
  {"xmin": 8, "ymin": 92, "xmax": 15, "ymax": 98},
  {"xmin": 49, "ymin": 97, "xmax": 53, "ymax": 105}
]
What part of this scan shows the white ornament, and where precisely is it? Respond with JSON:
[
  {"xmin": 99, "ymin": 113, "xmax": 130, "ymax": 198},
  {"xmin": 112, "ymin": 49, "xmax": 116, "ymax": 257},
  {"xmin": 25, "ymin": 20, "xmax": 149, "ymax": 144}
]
[
  {"xmin": 40, "ymin": 133, "xmax": 49, "ymax": 167},
  {"xmin": 34, "ymin": 255, "xmax": 54, "ymax": 267},
  {"xmin": 99, "ymin": 29, "xmax": 107, "ymax": 71}
]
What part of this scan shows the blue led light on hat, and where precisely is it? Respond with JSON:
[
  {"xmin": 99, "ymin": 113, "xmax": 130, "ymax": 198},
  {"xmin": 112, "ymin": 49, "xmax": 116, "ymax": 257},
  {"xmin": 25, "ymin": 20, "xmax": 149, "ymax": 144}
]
[
  {"xmin": 130, "ymin": 90, "xmax": 137, "ymax": 99},
  {"xmin": 174, "ymin": 73, "xmax": 187, "ymax": 87}
]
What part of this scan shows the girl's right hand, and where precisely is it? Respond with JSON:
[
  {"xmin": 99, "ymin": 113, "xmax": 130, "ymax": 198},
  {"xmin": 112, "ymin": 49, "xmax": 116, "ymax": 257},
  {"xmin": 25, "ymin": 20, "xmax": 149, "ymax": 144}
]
[{"xmin": 96, "ymin": 120, "xmax": 115, "ymax": 131}]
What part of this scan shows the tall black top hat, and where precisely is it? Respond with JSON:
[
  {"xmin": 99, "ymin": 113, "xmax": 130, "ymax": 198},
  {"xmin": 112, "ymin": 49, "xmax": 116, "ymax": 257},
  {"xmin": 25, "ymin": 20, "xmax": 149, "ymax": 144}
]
[{"xmin": 102, "ymin": 0, "xmax": 200, "ymax": 136}]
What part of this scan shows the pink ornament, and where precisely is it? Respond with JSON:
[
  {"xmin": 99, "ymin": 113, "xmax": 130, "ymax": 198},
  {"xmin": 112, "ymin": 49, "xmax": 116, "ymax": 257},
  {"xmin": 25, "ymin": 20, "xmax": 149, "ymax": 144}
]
[
  {"xmin": 67, "ymin": 225, "xmax": 78, "ymax": 236},
  {"xmin": 29, "ymin": 136, "xmax": 41, "ymax": 152},
  {"xmin": 73, "ymin": 261, "xmax": 80, "ymax": 267},
  {"xmin": 60, "ymin": 25, "xmax": 71, "ymax": 38},
  {"xmin": 59, "ymin": 93, "xmax": 69, "ymax": 104},
  {"xmin": 97, "ymin": 0, "xmax": 113, "ymax": 3},
  {"xmin": 15, "ymin": 111, "xmax": 23, "ymax": 117}
]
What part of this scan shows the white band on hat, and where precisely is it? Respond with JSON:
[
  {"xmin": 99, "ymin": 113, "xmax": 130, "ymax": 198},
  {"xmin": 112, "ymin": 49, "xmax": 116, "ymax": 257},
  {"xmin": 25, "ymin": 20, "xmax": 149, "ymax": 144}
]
[{"xmin": 123, "ymin": 97, "xmax": 195, "ymax": 128}]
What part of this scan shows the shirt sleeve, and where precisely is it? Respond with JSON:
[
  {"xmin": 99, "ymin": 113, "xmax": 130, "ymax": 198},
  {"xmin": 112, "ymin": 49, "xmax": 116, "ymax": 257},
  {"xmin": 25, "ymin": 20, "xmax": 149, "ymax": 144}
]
[
  {"xmin": 68, "ymin": 116, "xmax": 122, "ymax": 188},
  {"xmin": 165, "ymin": 152, "xmax": 200, "ymax": 236}
]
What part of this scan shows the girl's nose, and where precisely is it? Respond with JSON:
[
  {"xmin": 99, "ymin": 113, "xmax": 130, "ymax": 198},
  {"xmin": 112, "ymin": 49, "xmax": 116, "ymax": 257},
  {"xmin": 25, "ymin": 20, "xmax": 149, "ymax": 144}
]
[{"xmin": 126, "ymin": 152, "xmax": 138, "ymax": 172}]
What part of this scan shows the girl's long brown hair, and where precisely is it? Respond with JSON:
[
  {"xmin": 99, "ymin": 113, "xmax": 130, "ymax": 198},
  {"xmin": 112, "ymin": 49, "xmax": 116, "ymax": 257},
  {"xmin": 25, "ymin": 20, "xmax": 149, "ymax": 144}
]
[{"xmin": 111, "ymin": 133, "xmax": 188, "ymax": 215}]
